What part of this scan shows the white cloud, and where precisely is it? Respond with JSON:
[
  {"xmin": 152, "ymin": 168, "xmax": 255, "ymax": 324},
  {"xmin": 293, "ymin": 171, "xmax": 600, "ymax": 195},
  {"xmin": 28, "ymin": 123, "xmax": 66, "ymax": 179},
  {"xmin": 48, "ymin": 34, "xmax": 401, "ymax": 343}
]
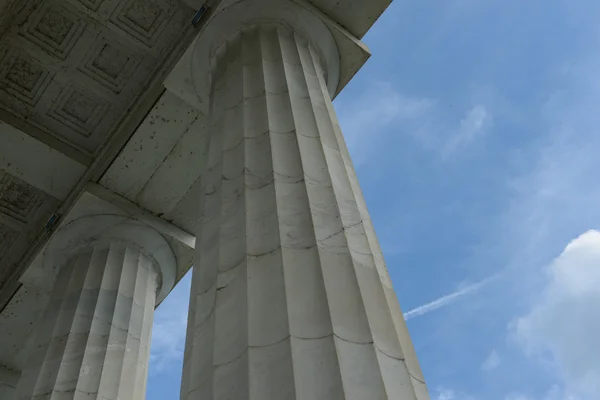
[
  {"xmin": 481, "ymin": 349, "xmax": 500, "ymax": 371},
  {"xmin": 513, "ymin": 230, "xmax": 600, "ymax": 399},
  {"xmin": 149, "ymin": 272, "xmax": 192, "ymax": 374}
]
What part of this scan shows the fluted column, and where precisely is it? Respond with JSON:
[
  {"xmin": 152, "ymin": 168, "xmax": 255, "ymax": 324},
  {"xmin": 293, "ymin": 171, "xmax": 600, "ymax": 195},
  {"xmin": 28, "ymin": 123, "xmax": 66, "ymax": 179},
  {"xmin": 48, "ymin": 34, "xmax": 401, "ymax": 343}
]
[
  {"xmin": 182, "ymin": 24, "xmax": 429, "ymax": 400},
  {"xmin": 15, "ymin": 217, "xmax": 175, "ymax": 400}
]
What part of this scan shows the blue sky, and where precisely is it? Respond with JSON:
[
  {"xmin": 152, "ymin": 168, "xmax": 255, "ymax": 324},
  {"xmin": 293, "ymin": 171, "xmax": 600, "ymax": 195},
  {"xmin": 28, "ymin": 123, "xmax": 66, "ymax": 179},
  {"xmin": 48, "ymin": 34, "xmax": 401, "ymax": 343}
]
[{"xmin": 147, "ymin": 1, "xmax": 600, "ymax": 399}]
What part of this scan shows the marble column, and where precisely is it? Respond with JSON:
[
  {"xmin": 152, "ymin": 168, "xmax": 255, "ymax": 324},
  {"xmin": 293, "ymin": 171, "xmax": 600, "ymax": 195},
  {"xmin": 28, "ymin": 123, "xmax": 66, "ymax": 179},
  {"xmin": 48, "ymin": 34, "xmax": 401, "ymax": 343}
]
[
  {"xmin": 15, "ymin": 217, "xmax": 175, "ymax": 400},
  {"xmin": 182, "ymin": 24, "xmax": 429, "ymax": 400},
  {"xmin": 0, "ymin": 365, "xmax": 19, "ymax": 400}
]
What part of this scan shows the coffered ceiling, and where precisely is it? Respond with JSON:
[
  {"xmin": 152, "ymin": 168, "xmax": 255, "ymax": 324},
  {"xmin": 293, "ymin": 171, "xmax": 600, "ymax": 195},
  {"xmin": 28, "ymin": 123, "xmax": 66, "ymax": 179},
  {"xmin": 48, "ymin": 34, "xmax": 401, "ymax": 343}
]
[{"xmin": 0, "ymin": 0, "xmax": 194, "ymax": 161}]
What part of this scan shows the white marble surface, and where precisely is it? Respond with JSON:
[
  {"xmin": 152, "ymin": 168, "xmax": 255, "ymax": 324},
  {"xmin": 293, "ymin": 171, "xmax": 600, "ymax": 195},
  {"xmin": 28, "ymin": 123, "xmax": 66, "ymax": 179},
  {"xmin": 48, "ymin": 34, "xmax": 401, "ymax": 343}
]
[
  {"xmin": 16, "ymin": 241, "xmax": 158, "ymax": 400},
  {"xmin": 182, "ymin": 25, "xmax": 429, "ymax": 400}
]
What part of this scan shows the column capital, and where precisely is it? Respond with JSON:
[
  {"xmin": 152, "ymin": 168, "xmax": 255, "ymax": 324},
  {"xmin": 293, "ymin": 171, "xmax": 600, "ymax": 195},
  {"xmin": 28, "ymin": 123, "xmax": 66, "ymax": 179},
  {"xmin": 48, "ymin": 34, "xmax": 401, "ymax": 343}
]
[
  {"xmin": 42, "ymin": 215, "xmax": 176, "ymax": 304},
  {"xmin": 190, "ymin": 0, "xmax": 340, "ymax": 108}
]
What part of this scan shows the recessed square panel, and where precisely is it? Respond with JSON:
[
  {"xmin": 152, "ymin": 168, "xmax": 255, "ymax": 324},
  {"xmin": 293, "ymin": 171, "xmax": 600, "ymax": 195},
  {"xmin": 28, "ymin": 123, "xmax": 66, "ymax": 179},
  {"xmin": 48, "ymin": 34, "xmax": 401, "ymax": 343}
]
[
  {"xmin": 0, "ymin": 173, "xmax": 45, "ymax": 224},
  {"xmin": 62, "ymin": 90, "xmax": 99, "ymax": 123},
  {"xmin": 0, "ymin": 49, "xmax": 54, "ymax": 106},
  {"xmin": 109, "ymin": 0, "xmax": 173, "ymax": 47},
  {"xmin": 21, "ymin": 3, "xmax": 86, "ymax": 60},
  {"xmin": 78, "ymin": 36, "xmax": 141, "ymax": 93},
  {"xmin": 93, "ymin": 45, "xmax": 129, "ymax": 78},
  {"xmin": 48, "ymin": 83, "xmax": 110, "ymax": 137},
  {"xmin": 125, "ymin": 1, "xmax": 162, "ymax": 32},
  {"xmin": 5, "ymin": 58, "xmax": 43, "ymax": 91},
  {"xmin": 2, "ymin": 181, "xmax": 36, "ymax": 212},
  {"xmin": 78, "ymin": 0, "xmax": 104, "ymax": 12},
  {"xmin": 36, "ymin": 11, "xmax": 74, "ymax": 44}
]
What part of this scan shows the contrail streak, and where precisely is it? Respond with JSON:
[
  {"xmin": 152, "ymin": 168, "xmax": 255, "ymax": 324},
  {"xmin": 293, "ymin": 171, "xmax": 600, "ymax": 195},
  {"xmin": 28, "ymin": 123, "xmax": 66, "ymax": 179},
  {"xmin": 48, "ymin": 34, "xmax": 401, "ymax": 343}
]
[{"xmin": 403, "ymin": 274, "xmax": 499, "ymax": 321}]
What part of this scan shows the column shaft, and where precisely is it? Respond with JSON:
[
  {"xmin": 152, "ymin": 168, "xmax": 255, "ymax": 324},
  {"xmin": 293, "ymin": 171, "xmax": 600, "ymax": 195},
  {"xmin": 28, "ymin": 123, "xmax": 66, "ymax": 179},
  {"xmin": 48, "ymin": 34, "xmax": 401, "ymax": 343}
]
[
  {"xmin": 16, "ymin": 242, "xmax": 158, "ymax": 400},
  {"xmin": 182, "ymin": 26, "xmax": 428, "ymax": 400}
]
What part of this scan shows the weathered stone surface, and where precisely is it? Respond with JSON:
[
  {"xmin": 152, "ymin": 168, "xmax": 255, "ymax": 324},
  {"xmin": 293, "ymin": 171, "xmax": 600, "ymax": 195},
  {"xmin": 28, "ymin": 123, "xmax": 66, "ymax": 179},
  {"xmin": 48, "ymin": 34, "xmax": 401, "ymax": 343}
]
[{"xmin": 182, "ymin": 25, "xmax": 428, "ymax": 400}]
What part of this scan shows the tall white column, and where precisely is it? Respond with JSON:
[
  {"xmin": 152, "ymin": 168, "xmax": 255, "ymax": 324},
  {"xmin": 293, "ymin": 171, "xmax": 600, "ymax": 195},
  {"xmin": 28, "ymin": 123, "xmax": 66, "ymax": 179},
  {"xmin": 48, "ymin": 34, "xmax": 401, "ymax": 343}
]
[
  {"xmin": 182, "ymin": 24, "xmax": 429, "ymax": 400},
  {"xmin": 15, "ymin": 216, "xmax": 175, "ymax": 400}
]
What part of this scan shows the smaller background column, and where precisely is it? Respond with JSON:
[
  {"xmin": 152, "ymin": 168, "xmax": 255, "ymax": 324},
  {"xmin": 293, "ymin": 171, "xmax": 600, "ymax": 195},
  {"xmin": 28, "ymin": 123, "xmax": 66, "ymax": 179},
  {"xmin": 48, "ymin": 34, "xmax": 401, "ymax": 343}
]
[{"xmin": 14, "ymin": 216, "xmax": 176, "ymax": 400}]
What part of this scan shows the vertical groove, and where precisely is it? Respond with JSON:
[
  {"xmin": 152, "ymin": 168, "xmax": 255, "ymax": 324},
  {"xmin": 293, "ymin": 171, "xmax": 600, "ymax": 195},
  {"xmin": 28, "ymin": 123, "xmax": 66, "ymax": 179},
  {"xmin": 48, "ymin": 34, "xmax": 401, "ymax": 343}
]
[
  {"xmin": 184, "ymin": 34, "xmax": 230, "ymax": 399},
  {"xmin": 100, "ymin": 245, "xmax": 138, "ymax": 399},
  {"xmin": 248, "ymin": 27, "xmax": 296, "ymax": 400},
  {"xmin": 132, "ymin": 256, "xmax": 158, "ymax": 400},
  {"xmin": 50, "ymin": 248, "xmax": 108, "ymax": 398},
  {"xmin": 180, "ymin": 267, "xmax": 197, "ymax": 399},
  {"xmin": 85, "ymin": 242, "xmax": 127, "ymax": 398},
  {"xmin": 33, "ymin": 254, "xmax": 89, "ymax": 399},
  {"xmin": 211, "ymin": 30, "xmax": 248, "ymax": 400},
  {"xmin": 180, "ymin": 80, "xmax": 222, "ymax": 399},
  {"xmin": 117, "ymin": 250, "xmax": 147, "ymax": 399},
  {"xmin": 17, "ymin": 259, "xmax": 78, "ymax": 400},
  {"xmin": 74, "ymin": 244, "xmax": 123, "ymax": 398},
  {"xmin": 277, "ymin": 28, "xmax": 347, "ymax": 400}
]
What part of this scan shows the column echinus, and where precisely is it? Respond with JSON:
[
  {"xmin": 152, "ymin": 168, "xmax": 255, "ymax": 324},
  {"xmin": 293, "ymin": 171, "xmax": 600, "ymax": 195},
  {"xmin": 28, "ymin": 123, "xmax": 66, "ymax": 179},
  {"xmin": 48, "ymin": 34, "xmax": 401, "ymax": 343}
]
[
  {"xmin": 16, "ymin": 216, "xmax": 176, "ymax": 400},
  {"xmin": 182, "ymin": 1, "xmax": 429, "ymax": 399}
]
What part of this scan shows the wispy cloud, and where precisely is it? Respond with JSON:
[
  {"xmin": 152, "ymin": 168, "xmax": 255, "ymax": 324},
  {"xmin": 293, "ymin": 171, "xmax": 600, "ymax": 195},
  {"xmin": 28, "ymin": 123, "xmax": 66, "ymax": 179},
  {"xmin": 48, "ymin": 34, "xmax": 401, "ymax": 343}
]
[
  {"xmin": 336, "ymin": 82, "xmax": 434, "ymax": 166},
  {"xmin": 435, "ymin": 387, "xmax": 476, "ymax": 400},
  {"xmin": 436, "ymin": 388, "xmax": 457, "ymax": 400},
  {"xmin": 403, "ymin": 274, "xmax": 499, "ymax": 320},
  {"xmin": 336, "ymin": 82, "xmax": 490, "ymax": 166},
  {"xmin": 481, "ymin": 349, "xmax": 501, "ymax": 371},
  {"xmin": 443, "ymin": 105, "xmax": 490, "ymax": 158}
]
